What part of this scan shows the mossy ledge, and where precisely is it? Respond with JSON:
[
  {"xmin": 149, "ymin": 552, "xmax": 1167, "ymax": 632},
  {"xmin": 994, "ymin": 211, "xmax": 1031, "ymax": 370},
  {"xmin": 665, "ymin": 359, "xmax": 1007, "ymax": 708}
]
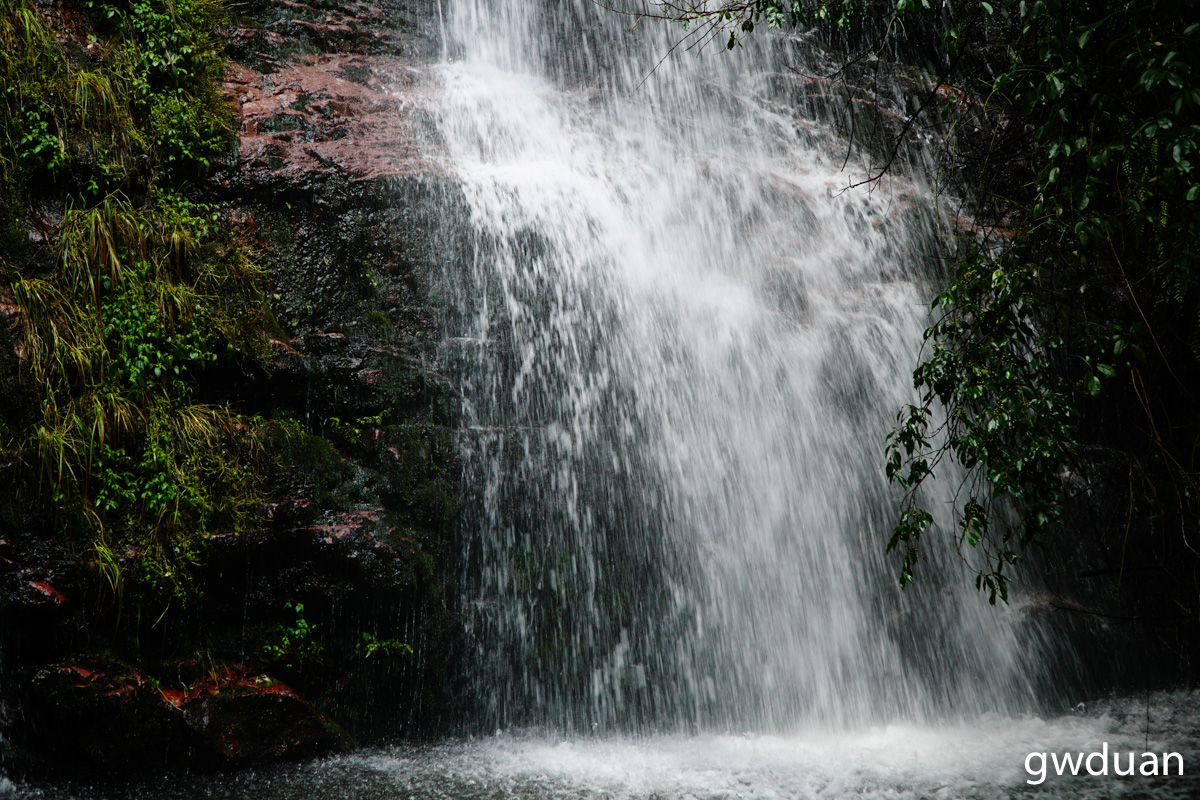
[{"xmin": 0, "ymin": 0, "xmax": 457, "ymax": 777}]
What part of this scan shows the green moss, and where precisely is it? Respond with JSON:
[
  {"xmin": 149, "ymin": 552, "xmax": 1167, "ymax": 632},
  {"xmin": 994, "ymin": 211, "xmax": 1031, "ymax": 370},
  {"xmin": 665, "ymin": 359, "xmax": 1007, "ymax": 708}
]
[
  {"xmin": 12, "ymin": 198, "xmax": 270, "ymax": 601},
  {"xmin": 365, "ymin": 310, "xmax": 390, "ymax": 332},
  {"xmin": 0, "ymin": 0, "xmax": 458, "ymax": 737},
  {"xmin": 0, "ymin": 0, "xmax": 274, "ymax": 604},
  {"xmin": 259, "ymin": 421, "xmax": 353, "ymax": 495}
]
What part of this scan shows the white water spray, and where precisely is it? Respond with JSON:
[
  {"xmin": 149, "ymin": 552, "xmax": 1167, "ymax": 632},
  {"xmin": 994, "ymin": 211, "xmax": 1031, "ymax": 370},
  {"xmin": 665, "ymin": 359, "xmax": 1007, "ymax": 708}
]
[{"xmin": 435, "ymin": 0, "xmax": 1047, "ymax": 732}]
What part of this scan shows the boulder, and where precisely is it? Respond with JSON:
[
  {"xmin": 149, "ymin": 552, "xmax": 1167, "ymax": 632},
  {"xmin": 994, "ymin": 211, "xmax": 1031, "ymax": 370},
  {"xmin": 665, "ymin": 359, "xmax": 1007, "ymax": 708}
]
[
  {"xmin": 24, "ymin": 661, "xmax": 193, "ymax": 774},
  {"xmin": 24, "ymin": 660, "xmax": 343, "ymax": 774},
  {"xmin": 176, "ymin": 670, "xmax": 342, "ymax": 765}
]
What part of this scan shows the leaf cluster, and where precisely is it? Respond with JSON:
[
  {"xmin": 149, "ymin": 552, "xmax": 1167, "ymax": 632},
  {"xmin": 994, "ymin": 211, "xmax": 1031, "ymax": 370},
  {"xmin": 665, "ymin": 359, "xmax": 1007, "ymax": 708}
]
[
  {"xmin": 261, "ymin": 602, "xmax": 323, "ymax": 671},
  {"xmin": 885, "ymin": 0, "xmax": 1200, "ymax": 600},
  {"xmin": 9, "ymin": 195, "xmax": 269, "ymax": 600},
  {"xmin": 0, "ymin": 0, "xmax": 273, "ymax": 604},
  {"xmin": 0, "ymin": 0, "xmax": 230, "ymax": 202}
]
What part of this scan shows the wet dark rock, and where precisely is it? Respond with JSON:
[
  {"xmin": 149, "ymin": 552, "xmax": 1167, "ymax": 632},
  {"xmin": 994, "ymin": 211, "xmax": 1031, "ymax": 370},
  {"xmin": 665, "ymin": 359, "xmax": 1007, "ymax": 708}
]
[
  {"xmin": 0, "ymin": 536, "xmax": 83, "ymax": 662},
  {"xmin": 177, "ymin": 670, "xmax": 342, "ymax": 765},
  {"xmin": 0, "ymin": 0, "xmax": 463, "ymax": 778},
  {"xmin": 23, "ymin": 660, "xmax": 343, "ymax": 774},
  {"xmin": 24, "ymin": 660, "xmax": 193, "ymax": 774}
]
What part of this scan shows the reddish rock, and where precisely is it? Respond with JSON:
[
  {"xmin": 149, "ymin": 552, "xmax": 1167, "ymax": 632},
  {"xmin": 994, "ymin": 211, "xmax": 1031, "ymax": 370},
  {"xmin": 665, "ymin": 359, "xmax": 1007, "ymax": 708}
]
[
  {"xmin": 25, "ymin": 660, "xmax": 341, "ymax": 773},
  {"xmin": 223, "ymin": 48, "xmax": 438, "ymax": 187},
  {"xmin": 210, "ymin": 0, "xmax": 447, "ymax": 194},
  {"xmin": 181, "ymin": 676, "xmax": 334, "ymax": 763},
  {"xmin": 268, "ymin": 336, "xmax": 306, "ymax": 374},
  {"xmin": 25, "ymin": 580, "xmax": 69, "ymax": 607},
  {"xmin": 25, "ymin": 661, "xmax": 192, "ymax": 773},
  {"xmin": 355, "ymin": 367, "xmax": 383, "ymax": 385},
  {"xmin": 0, "ymin": 302, "xmax": 19, "ymax": 331}
]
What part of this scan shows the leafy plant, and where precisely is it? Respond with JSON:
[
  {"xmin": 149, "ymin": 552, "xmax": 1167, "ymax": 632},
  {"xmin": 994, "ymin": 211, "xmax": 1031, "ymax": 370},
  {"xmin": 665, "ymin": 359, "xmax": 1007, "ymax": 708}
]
[
  {"xmin": 885, "ymin": 0, "xmax": 1200, "ymax": 599},
  {"xmin": 261, "ymin": 602, "xmax": 322, "ymax": 670},
  {"xmin": 83, "ymin": 0, "xmax": 232, "ymax": 178},
  {"xmin": 16, "ymin": 105, "xmax": 66, "ymax": 174},
  {"xmin": 328, "ymin": 410, "xmax": 390, "ymax": 440},
  {"xmin": 147, "ymin": 91, "xmax": 227, "ymax": 173},
  {"xmin": 357, "ymin": 632, "xmax": 413, "ymax": 659},
  {"xmin": 886, "ymin": 249, "xmax": 1077, "ymax": 602},
  {"xmin": 4, "ymin": 188, "xmax": 270, "ymax": 600}
]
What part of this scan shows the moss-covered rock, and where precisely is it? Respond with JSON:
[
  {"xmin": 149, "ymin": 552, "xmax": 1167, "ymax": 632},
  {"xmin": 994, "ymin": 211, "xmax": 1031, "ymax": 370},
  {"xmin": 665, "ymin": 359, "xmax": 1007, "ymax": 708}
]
[{"xmin": 0, "ymin": 0, "xmax": 460, "ymax": 778}]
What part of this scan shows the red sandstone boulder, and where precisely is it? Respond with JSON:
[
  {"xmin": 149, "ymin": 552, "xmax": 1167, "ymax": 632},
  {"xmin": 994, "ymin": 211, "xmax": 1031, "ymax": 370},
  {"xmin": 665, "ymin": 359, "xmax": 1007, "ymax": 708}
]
[
  {"xmin": 176, "ymin": 669, "xmax": 340, "ymax": 764},
  {"xmin": 24, "ymin": 660, "xmax": 342, "ymax": 774},
  {"xmin": 25, "ymin": 661, "xmax": 193, "ymax": 773}
]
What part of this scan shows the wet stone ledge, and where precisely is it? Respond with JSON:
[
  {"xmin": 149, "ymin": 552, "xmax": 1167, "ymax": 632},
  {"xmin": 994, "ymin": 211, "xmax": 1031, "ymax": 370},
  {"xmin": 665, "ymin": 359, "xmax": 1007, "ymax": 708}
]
[{"xmin": 0, "ymin": 0, "xmax": 468, "ymax": 779}]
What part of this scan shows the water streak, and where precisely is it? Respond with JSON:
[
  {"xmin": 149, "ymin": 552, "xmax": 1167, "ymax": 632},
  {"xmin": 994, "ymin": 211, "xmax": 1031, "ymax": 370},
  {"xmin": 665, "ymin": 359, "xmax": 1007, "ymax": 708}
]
[{"xmin": 435, "ymin": 0, "xmax": 1050, "ymax": 732}]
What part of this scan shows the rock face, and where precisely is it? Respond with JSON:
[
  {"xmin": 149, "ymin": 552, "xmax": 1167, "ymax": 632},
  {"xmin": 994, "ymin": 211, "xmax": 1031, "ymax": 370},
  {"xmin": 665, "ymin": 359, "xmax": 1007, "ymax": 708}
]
[
  {"xmin": 26, "ymin": 662, "xmax": 190, "ymax": 773},
  {"xmin": 219, "ymin": 0, "xmax": 442, "ymax": 188},
  {"xmin": 0, "ymin": 0, "xmax": 464, "ymax": 778},
  {"xmin": 176, "ymin": 669, "xmax": 337, "ymax": 765},
  {"xmin": 24, "ymin": 661, "xmax": 340, "ymax": 772}
]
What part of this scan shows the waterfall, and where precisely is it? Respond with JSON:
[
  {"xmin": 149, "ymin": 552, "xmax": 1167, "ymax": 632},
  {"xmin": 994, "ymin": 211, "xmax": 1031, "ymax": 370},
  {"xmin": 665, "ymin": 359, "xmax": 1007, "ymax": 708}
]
[{"xmin": 434, "ymin": 0, "xmax": 1047, "ymax": 733}]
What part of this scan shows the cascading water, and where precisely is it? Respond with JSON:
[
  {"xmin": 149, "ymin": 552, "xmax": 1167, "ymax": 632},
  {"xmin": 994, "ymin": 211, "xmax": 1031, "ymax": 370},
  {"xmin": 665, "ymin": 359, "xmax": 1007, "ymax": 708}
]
[
  {"xmin": 18, "ymin": 5, "xmax": 1200, "ymax": 799},
  {"xmin": 435, "ymin": 0, "xmax": 1050, "ymax": 733}
]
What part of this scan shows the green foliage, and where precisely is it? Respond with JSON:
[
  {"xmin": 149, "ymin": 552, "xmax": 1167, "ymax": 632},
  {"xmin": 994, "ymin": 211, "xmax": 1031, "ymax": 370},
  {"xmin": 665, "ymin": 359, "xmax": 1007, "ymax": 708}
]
[
  {"xmin": 357, "ymin": 632, "xmax": 413, "ymax": 659},
  {"xmin": 998, "ymin": 2, "xmax": 1200, "ymax": 287},
  {"xmin": 0, "ymin": 0, "xmax": 266, "ymax": 602},
  {"xmin": 6, "ymin": 194, "xmax": 269, "ymax": 598},
  {"xmin": 886, "ymin": 249, "xmax": 1077, "ymax": 602},
  {"xmin": 328, "ymin": 410, "xmax": 390, "ymax": 441},
  {"xmin": 884, "ymin": 0, "xmax": 1200, "ymax": 598},
  {"xmin": 1, "ymin": 0, "xmax": 70, "ymax": 180},
  {"xmin": 152, "ymin": 188, "xmax": 222, "ymax": 237},
  {"xmin": 16, "ymin": 105, "xmax": 67, "ymax": 175},
  {"xmin": 0, "ymin": 0, "xmax": 229, "ymax": 200},
  {"xmin": 102, "ymin": 262, "xmax": 216, "ymax": 394},
  {"xmin": 87, "ymin": 0, "xmax": 232, "ymax": 179},
  {"xmin": 147, "ymin": 93, "xmax": 228, "ymax": 173},
  {"xmin": 261, "ymin": 602, "xmax": 322, "ymax": 670}
]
